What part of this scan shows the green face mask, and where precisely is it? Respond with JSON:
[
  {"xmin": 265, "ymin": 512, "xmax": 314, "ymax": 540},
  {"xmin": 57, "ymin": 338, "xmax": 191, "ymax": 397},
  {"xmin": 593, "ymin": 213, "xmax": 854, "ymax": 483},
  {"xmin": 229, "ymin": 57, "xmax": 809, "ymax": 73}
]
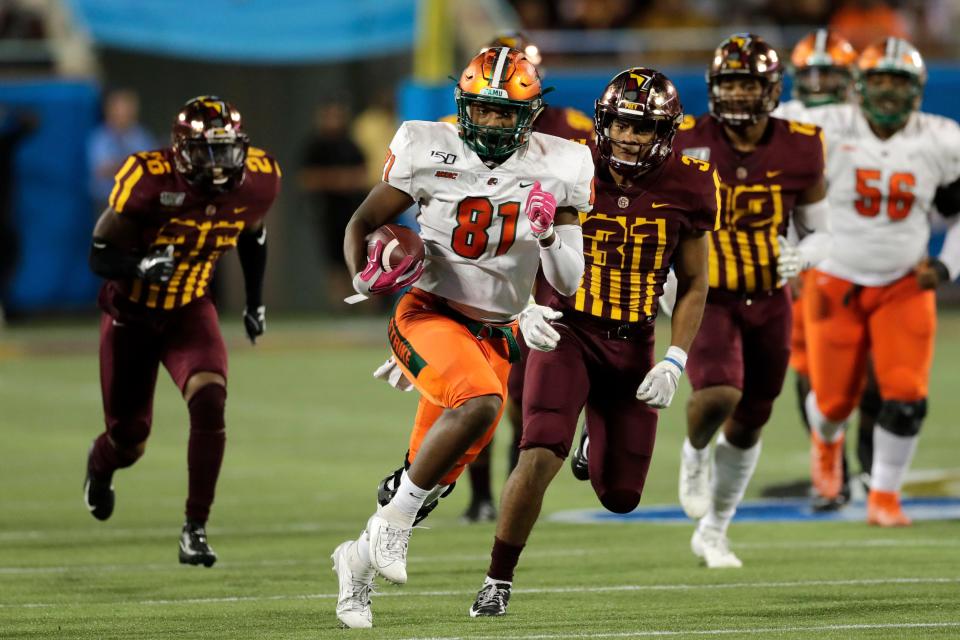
[
  {"xmin": 859, "ymin": 73, "xmax": 921, "ymax": 129},
  {"xmin": 455, "ymin": 90, "xmax": 542, "ymax": 161}
]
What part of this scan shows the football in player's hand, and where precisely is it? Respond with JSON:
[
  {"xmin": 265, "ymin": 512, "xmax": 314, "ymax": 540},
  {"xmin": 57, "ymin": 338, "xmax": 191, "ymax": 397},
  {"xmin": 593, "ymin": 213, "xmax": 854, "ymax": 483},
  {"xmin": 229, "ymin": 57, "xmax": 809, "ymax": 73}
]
[{"xmin": 366, "ymin": 224, "xmax": 424, "ymax": 272}]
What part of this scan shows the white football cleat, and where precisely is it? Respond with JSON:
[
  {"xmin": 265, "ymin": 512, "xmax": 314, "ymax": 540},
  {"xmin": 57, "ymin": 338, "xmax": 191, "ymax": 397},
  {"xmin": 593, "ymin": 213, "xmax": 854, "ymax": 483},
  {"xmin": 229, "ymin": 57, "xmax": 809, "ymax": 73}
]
[
  {"xmin": 691, "ymin": 525, "xmax": 742, "ymax": 569},
  {"xmin": 331, "ymin": 540, "xmax": 375, "ymax": 629},
  {"xmin": 367, "ymin": 512, "xmax": 412, "ymax": 584},
  {"xmin": 679, "ymin": 447, "xmax": 711, "ymax": 519}
]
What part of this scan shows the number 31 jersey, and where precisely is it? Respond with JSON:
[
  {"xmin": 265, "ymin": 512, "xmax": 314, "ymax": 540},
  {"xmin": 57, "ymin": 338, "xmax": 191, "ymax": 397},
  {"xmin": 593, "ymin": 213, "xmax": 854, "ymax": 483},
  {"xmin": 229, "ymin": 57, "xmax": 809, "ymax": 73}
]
[
  {"xmin": 801, "ymin": 104, "xmax": 960, "ymax": 285},
  {"xmin": 383, "ymin": 120, "xmax": 595, "ymax": 320}
]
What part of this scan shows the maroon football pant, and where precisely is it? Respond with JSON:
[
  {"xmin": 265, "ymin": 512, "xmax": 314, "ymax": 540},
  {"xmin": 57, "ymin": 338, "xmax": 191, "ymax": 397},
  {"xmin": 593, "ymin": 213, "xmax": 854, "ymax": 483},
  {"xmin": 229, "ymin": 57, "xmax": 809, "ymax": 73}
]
[
  {"xmin": 95, "ymin": 296, "xmax": 228, "ymax": 522},
  {"xmin": 521, "ymin": 312, "xmax": 657, "ymax": 513},
  {"xmin": 687, "ymin": 287, "xmax": 792, "ymax": 429}
]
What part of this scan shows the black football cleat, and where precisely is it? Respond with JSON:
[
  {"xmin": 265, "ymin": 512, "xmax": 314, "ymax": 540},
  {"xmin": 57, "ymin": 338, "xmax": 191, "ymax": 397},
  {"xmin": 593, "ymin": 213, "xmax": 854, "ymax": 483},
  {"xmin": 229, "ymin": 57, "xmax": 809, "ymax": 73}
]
[
  {"xmin": 461, "ymin": 499, "xmax": 497, "ymax": 524},
  {"xmin": 179, "ymin": 521, "xmax": 217, "ymax": 567},
  {"xmin": 469, "ymin": 581, "xmax": 511, "ymax": 617},
  {"xmin": 83, "ymin": 464, "xmax": 115, "ymax": 521},
  {"xmin": 570, "ymin": 425, "xmax": 590, "ymax": 481}
]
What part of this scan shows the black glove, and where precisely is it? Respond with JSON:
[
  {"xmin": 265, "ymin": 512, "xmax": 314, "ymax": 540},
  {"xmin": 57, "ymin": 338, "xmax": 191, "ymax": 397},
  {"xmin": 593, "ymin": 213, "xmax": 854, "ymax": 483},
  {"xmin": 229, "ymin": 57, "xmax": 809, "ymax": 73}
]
[
  {"xmin": 136, "ymin": 245, "xmax": 176, "ymax": 283},
  {"xmin": 243, "ymin": 305, "xmax": 266, "ymax": 344}
]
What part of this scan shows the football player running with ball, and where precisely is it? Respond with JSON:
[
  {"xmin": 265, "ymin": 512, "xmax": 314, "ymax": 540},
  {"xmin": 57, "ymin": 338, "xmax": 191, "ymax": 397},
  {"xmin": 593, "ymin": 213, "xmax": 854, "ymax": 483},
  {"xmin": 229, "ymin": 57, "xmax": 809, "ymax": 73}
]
[
  {"xmin": 468, "ymin": 68, "xmax": 719, "ymax": 618},
  {"xmin": 789, "ymin": 39, "xmax": 960, "ymax": 526},
  {"xmin": 331, "ymin": 47, "xmax": 594, "ymax": 629},
  {"xmin": 83, "ymin": 96, "xmax": 280, "ymax": 567},
  {"xmin": 673, "ymin": 34, "xmax": 829, "ymax": 568}
]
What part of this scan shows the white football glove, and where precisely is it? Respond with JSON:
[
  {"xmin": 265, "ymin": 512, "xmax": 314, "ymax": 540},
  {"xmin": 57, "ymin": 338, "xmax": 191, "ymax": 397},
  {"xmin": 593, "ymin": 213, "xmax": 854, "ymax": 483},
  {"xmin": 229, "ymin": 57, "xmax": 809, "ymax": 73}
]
[
  {"xmin": 518, "ymin": 304, "xmax": 562, "ymax": 352},
  {"xmin": 372, "ymin": 356, "xmax": 414, "ymax": 392},
  {"xmin": 777, "ymin": 235, "xmax": 803, "ymax": 280},
  {"xmin": 658, "ymin": 268, "xmax": 678, "ymax": 318},
  {"xmin": 636, "ymin": 346, "xmax": 687, "ymax": 409}
]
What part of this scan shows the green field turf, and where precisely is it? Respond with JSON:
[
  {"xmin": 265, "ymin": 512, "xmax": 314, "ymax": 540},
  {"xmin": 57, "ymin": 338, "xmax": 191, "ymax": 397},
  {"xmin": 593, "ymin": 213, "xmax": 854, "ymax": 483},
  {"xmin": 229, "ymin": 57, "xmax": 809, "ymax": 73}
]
[{"xmin": 2, "ymin": 312, "xmax": 959, "ymax": 639}]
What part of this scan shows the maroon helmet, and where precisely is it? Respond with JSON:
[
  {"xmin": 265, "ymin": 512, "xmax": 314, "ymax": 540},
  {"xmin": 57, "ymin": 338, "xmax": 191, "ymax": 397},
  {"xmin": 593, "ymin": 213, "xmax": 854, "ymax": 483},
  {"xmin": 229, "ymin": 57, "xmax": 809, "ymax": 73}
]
[
  {"xmin": 594, "ymin": 68, "xmax": 683, "ymax": 176},
  {"xmin": 172, "ymin": 96, "xmax": 249, "ymax": 190},
  {"xmin": 707, "ymin": 33, "xmax": 783, "ymax": 126}
]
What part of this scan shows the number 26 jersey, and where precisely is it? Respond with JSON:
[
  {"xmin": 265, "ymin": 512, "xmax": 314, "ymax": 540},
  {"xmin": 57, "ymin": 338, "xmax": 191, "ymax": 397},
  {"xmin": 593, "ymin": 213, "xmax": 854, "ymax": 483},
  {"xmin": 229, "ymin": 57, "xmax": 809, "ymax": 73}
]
[{"xmin": 383, "ymin": 121, "xmax": 595, "ymax": 320}]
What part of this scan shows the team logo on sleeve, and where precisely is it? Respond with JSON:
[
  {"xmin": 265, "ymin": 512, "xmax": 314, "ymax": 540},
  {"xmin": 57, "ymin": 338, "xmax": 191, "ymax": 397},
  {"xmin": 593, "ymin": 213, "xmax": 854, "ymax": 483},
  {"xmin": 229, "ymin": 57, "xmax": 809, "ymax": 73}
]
[
  {"xmin": 160, "ymin": 191, "xmax": 186, "ymax": 207},
  {"xmin": 681, "ymin": 147, "xmax": 711, "ymax": 162}
]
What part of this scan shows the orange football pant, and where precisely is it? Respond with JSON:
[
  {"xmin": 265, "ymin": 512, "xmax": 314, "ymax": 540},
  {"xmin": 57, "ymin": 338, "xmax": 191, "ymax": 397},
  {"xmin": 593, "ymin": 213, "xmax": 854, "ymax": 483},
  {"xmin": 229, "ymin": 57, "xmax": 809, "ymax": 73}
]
[
  {"xmin": 788, "ymin": 282, "xmax": 809, "ymax": 377},
  {"xmin": 803, "ymin": 269, "xmax": 935, "ymax": 422},
  {"xmin": 389, "ymin": 288, "xmax": 515, "ymax": 486}
]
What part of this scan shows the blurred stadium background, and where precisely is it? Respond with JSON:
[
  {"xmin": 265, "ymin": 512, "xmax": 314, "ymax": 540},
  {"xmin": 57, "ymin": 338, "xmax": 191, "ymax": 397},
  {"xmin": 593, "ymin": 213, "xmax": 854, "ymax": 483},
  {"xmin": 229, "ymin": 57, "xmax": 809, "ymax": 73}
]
[
  {"xmin": 3, "ymin": 1, "xmax": 960, "ymax": 638},
  {"xmin": 1, "ymin": 0, "xmax": 959, "ymax": 318}
]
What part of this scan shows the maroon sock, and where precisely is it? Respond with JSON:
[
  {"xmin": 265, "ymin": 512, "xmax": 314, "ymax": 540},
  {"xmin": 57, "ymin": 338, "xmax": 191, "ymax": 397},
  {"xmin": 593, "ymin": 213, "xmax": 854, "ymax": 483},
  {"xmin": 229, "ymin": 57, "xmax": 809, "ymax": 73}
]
[
  {"xmin": 88, "ymin": 432, "xmax": 140, "ymax": 478},
  {"xmin": 185, "ymin": 384, "xmax": 227, "ymax": 524},
  {"xmin": 487, "ymin": 536, "xmax": 525, "ymax": 583}
]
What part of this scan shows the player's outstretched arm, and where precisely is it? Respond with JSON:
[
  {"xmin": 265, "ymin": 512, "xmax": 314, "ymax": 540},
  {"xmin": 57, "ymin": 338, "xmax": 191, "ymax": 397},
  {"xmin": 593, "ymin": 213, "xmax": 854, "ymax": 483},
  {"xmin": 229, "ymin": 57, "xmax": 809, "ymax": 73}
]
[
  {"xmin": 238, "ymin": 223, "xmax": 267, "ymax": 344},
  {"xmin": 89, "ymin": 206, "xmax": 174, "ymax": 283},
  {"xmin": 670, "ymin": 229, "xmax": 709, "ymax": 353},
  {"xmin": 636, "ymin": 229, "xmax": 708, "ymax": 409},
  {"xmin": 343, "ymin": 182, "xmax": 414, "ymax": 279}
]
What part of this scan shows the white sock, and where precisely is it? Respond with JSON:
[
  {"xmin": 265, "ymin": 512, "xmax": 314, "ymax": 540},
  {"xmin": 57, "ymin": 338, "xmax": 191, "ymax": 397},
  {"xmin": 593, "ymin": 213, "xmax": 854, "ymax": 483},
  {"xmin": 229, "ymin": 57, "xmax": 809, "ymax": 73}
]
[
  {"xmin": 871, "ymin": 427, "xmax": 919, "ymax": 493},
  {"xmin": 380, "ymin": 470, "xmax": 433, "ymax": 528},
  {"xmin": 485, "ymin": 575, "xmax": 511, "ymax": 587},
  {"xmin": 805, "ymin": 391, "xmax": 846, "ymax": 443},
  {"xmin": 683, "ymin": 437, "xmax": 710, "ymax": 464},
  {"xmin": 701, "ymin": 433, "xmax": 761, "ymax": 534},
  {"xmin": 354, "ymin": 529, "xmax": 371, "ymax": 566}
]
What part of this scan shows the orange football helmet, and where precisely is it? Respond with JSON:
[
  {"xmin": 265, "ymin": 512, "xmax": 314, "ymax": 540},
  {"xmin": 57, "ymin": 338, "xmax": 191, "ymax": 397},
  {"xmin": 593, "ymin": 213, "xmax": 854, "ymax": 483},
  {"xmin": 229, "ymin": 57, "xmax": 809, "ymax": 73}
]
[
  {"xmin": 455, "ymin": 47, "xmax": 544, "ymax": 160},
  {"xmin": 790, "ymin": 29, "xmax": 858, "ymax": 106},
  {"xmin": 856, "ymin": 37, "xmax": 926, "ymax": 129}
]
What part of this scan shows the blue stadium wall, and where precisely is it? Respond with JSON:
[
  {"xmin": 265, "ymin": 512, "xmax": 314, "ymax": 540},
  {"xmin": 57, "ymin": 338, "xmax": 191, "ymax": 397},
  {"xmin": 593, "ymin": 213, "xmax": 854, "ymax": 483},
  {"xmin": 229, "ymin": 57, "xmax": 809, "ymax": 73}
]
[{"xmin": 6, "ymin": 66, "xmax": 960, "ymax": 313}]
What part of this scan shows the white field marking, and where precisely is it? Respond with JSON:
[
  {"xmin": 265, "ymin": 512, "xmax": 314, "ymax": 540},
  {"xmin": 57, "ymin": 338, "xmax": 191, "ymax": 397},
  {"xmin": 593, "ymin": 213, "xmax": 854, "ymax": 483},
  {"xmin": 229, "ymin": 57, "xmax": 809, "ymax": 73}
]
[
  {"xmin": 0, "ymin": 548, "xmax": 594, "ymax": 576},
  {"xmin": 398, "ymin": 622, "xmax": 960, "ymax": 640},
  {"xmin": 2, "ymin": 577, "xmax": 958, "ymax": 610},
  {"xmin": 4, "ymin": 535, "xmax": 958, "ymax": 576},
  {"xmin": 6, "ymin": 536, "xmax": 956, "ymax": 575}
]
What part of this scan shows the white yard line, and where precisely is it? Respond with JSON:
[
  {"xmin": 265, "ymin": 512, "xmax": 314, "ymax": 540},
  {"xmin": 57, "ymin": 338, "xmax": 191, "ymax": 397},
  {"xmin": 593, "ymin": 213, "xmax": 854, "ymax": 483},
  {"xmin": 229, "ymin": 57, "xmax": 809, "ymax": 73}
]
[
  {"xmin": 398, "ymin": 622, "xmax": 960, "ymax": 640},
  {"xmin": 1, "ymin": 537, "xmax": 953, "ymax": 575},
  {"xmin": 2, "ymin": 576, "xmax": 958, "ymax": 609}
]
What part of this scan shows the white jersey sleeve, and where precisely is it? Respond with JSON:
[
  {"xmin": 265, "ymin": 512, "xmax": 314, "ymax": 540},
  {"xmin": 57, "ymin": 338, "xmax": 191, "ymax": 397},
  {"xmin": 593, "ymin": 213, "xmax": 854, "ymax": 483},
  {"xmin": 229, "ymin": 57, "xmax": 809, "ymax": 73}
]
[
  {"xmin": 772, "ymin": 99, "xmax": 812, "ymax": 123},
  {"xmin": 388, "ymin": 121, "xmax": 594, "ymax": 321},
  {"xmin": 929, "ymin": 114, "xmax": 960, "ymax": 187}
]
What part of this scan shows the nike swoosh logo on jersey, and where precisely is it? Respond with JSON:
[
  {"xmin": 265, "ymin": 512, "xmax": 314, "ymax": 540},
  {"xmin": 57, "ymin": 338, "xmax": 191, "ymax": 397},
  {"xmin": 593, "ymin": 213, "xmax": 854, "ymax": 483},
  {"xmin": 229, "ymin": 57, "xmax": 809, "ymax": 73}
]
[
  {"xmin": 766, "ymin": 170, "xmax": 783, "ymax": 178},
  {"xmin": 234, "ymin": 206, "xmax": 248, "ymax": 213},
  {"xmin": 519, "ymin": 182, "xmax": 534, "ymax": 188},
  {"xmin": 651, "ymin": 202, "xmax": 671, "ymax": 208}
]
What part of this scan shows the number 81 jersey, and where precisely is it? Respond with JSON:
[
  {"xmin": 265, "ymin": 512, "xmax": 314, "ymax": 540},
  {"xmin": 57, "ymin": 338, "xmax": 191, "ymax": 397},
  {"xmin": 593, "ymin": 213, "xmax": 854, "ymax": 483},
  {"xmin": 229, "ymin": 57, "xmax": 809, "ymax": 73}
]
[
  {"xmin": 383, "ymin": 121, "xmax": 595, "ymax": 320},
  {"xmin": 802, "ymin": 104, "xmax": 960, "ymax": 285}
]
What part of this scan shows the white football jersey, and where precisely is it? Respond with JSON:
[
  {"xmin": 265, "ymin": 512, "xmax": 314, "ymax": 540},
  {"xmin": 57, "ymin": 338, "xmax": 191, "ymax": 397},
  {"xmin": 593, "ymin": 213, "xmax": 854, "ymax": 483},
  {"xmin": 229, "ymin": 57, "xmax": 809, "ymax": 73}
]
[
  {"xmin": 797, "ymin": 104, "xmax": 960, "ymax": 285},
  {"xmin": 772, "ymin": 99, "xmax": 811, "ymax": 123},
  {"xmin": 384, "ymin": 120, "xmax": 594, "ymax": 320}
]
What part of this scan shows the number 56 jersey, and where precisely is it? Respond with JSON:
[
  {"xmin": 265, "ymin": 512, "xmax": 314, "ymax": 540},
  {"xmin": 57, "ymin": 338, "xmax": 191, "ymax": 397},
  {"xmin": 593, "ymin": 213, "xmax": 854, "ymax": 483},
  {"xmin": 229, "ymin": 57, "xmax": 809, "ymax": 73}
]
[
  {"xmin": 801, "ymin": 104, "xmax": 960, "ymax": 285},
  {"xmin": 383, "ymin": 121, "xmax": 595, "ymax": 320}
]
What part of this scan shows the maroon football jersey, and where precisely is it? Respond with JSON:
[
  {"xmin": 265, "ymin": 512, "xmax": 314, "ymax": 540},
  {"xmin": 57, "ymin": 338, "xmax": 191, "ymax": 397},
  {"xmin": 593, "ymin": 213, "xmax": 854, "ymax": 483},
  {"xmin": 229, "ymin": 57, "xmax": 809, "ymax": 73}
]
[
  {"xmin": 551, "ymin": 151, "xmax": 720, "ymax": 322},
  {"xmin": 104, "ymin": 147, "xmax": 281, "ymax": 311},
  {"xmin": 674, "ymin": 114, "xmax": 824, "ymax": 293},
  {"xmin": 533, "ymin": 105, "xmax": 595, "ymax": 146}
]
